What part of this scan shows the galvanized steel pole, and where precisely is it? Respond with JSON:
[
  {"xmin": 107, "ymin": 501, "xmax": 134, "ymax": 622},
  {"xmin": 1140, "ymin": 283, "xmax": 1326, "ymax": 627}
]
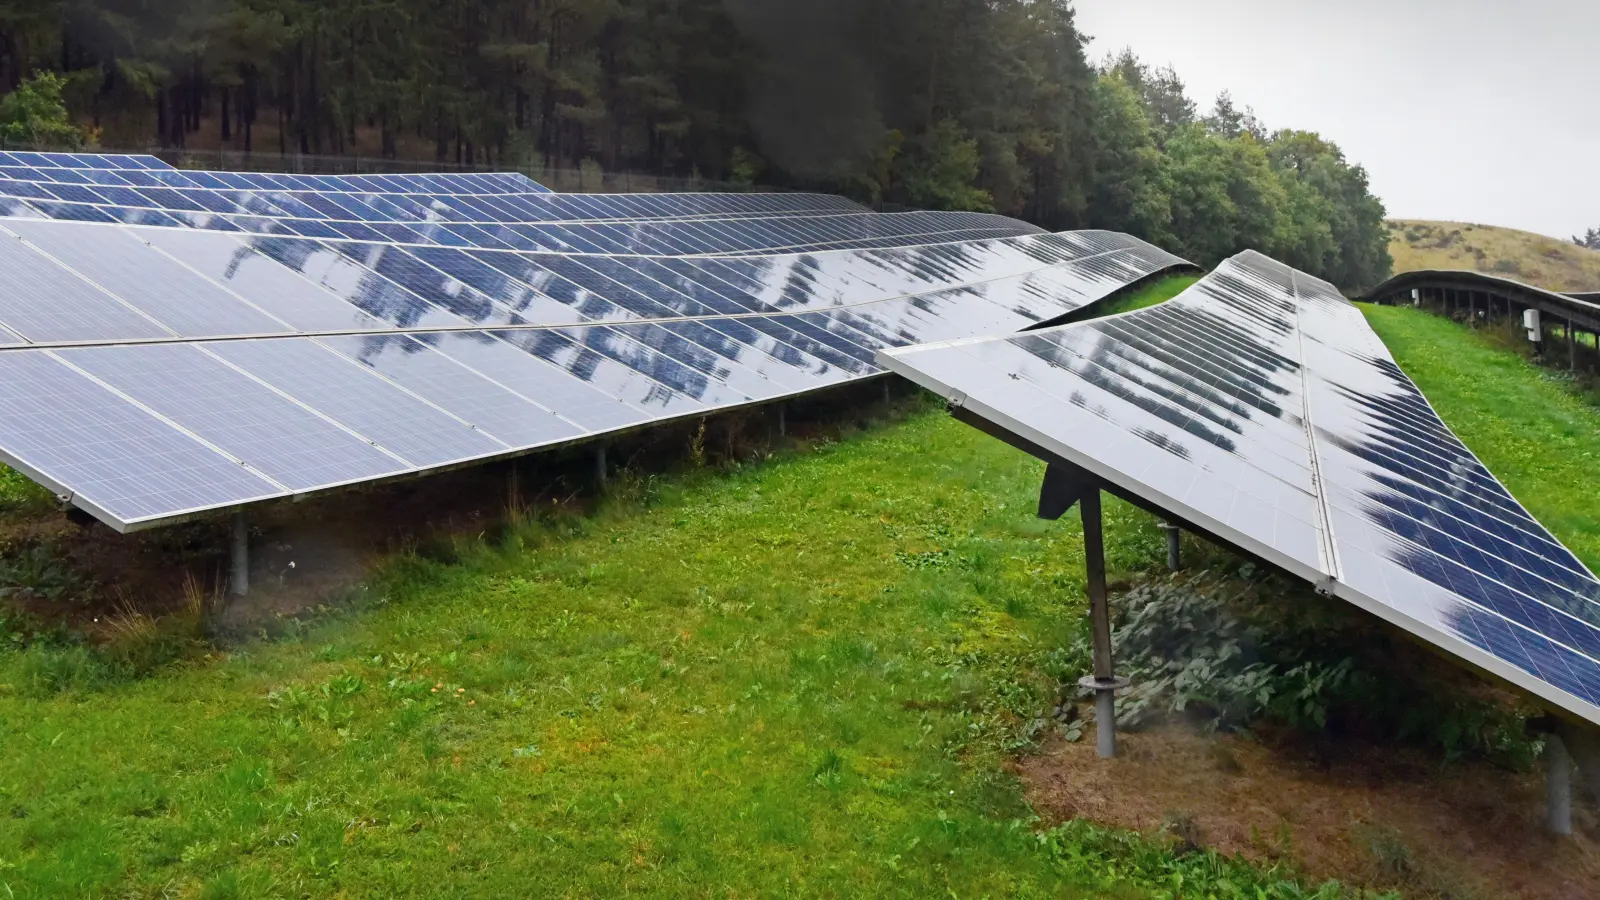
[
  {"xmin": 230, "ymin": 510, "xmax": 249, "ymax": 598},
  {"xmin": 1078, "ymin": 490, "xmax": 1127, "ymax": 758},
  {"xmin": 1548, "ymin": 731, "xmax": 1573, "ymax": 836}
]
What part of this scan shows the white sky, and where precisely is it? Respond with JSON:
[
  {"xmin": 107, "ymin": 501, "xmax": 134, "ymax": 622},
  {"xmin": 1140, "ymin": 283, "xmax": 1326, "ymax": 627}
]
[{"xmin": 1074, "ymin": 0, "xmax": 1600, "ymax": 240}]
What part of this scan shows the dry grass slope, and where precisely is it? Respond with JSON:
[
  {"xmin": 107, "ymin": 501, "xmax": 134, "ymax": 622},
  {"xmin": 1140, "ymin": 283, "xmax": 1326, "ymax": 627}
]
[{"xmin": 1387, "ymin": 219, "xmax": 1600, "ymax": 292}]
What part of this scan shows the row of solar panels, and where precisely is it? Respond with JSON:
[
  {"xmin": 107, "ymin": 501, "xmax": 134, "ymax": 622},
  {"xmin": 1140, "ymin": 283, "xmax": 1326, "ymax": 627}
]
[
  {"xmin": 0, "ymin": 149, "xmax": 554, "ymax": 196},
  {"xmin": 880, "ymin": 251, "xmax": 1600, "ymax": 725},
  {"xmin": 0, "ymin": 221, "xmax": 1164, "ymax": 345},
  {"xmin": 0, "ymin": 193, "xmax": 1039, "ymax": 257},
  {"xmin": 0, "ymin": 151, "xmax": 1033, "ymax": 263},
  {"xmin": 0, "ymin": 149, "xmax": 871, "ymax": 221},
  {"xmin": 0, "ymin": 152, "xmax": 172, "ymax": 170},
  {"xmin": 0, "ymin": 175, "xmax": 874, "ymax": 222},
  {"xmin": 0, "ymin": 221, "xmax": 1185, "ymax": 529}
]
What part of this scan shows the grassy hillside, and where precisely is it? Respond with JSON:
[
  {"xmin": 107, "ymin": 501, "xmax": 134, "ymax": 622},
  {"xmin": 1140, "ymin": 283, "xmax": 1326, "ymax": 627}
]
[{"xmin": 1387, "ymin": 219, "xmax": 1600, "ymax": 292}]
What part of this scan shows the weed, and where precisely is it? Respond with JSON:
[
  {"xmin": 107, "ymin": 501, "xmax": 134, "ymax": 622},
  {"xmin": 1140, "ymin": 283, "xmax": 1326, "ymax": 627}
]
[
  {"xmin": 0, "ymin": 465, "xmax": 51, "ymax": 512},
  {"xmin": 0, "ymin": 543, "xmax": 94, "ymax": 603},
  {"xmin": 1102, "ymin": 573, "xmax": 1540, "ymax": 764},
  {"xmin": 1355, "ymin": 824, "xmax": 1487, "ymax": 900},
  {"xmin": 1040, "ymin": 818, "xmax": 1387, "ymax": 899},
  {"xmin": 1161, "ymin": 810, "xmax": 1204, "ymax": 854}
]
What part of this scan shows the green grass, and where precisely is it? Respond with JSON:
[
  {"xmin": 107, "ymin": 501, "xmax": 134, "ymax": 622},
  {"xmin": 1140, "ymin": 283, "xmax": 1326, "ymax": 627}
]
[
  {"xmin": 1099, "ymin": 273, "xmax": 1201, "ymax": 317},
  {"xmin": 0, "ymin": 464, "xmax": 49, "ymax": 512},
  {"xmin": 1362, "ymin": 304, "xmax": 1600, "ymax": 570},
  {"xmin": 0, "ymin": 408, "xmax": 1349, "ymax": 898}
]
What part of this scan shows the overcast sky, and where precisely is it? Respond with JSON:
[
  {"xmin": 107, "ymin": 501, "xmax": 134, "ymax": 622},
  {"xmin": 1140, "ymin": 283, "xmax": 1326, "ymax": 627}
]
[{"xmin": 1074, "ymin": 0, "xmax": 1599, "ymax": 240}]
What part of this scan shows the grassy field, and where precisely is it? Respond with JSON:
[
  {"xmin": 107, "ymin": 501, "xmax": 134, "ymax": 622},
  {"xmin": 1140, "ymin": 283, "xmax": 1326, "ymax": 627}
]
[
  {"xmin": 0, "ymin": 399, "xmax": 1356, "ymax": 898},
  {"xmin": 0, "ymin": 293, "xmax": 1593, "ymax": 898},
  {"xmin": 1387, "ymin": 219, "xmax": 1600, "ymax": 293},
  {"xmin": 1362, "ymin": 304, "xmax": 1600, "ymax": 571}
]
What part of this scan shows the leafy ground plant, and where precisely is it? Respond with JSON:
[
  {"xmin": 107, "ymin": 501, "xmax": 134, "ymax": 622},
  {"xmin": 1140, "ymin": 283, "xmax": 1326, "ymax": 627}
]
[{"xmin": 1103, "ymin": 571, "xmax": 1539, "ymax": 767}]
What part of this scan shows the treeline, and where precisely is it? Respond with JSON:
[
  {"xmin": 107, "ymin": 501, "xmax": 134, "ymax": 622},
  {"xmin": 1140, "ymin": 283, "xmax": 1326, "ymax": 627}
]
[{"xmin": 0, "ymin": 0, "xmax": 1391, "ymax": 290}]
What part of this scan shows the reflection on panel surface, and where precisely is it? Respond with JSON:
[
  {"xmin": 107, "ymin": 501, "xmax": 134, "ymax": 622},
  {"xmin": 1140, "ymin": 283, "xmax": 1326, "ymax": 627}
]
[
  {"xmin": 879, "ymin": 250, "xmax": 1600, "ymax": 726},
  {"xmin": 0, "ymin": 152, "xmax": 1191, "ymax": 531},
  {"xmin": 0, "ymin": 153, "xmax": 1047, "ymax": 258}
]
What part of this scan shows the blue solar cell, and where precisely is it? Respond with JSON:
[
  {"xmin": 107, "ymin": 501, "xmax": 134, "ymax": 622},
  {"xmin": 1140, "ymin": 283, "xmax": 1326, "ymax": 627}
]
[
  {"xmin": 62, "ymin": 343, "xmax": 409, "ymax": 491},
  {"xmin": 317, "ymin": 333, "xmax": 588, "ymax": 449},
  {"xmin": 208, "ymin": 338, "xmax": 508, "ymax": 467},
  {"xmin": 6, "ymin": 220, "xmax": 290, "ymax": 337},
  {"xmin": 136, "ymin": 227, "xmax": 380, "ymax": 332},
  {"xmin": 0, "ymin": 350, "xmax": 282, "ymax": 524}
]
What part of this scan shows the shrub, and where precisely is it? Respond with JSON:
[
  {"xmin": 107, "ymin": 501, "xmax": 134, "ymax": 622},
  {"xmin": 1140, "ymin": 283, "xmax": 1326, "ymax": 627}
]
[
  {"xmin": 0, "ymin": 544, "xmax": 95, "ymax": 604},
  {"xmin": 0, "ymin": 71, "xmax": 89, "ymax": 149},
  {"xmin": 1491, "ymin": 258, "xmax": 1521, "ymax": 274},
  {"xmin": 1092, "ymin": 572, "xmax": 1540, "ymax": 766}
]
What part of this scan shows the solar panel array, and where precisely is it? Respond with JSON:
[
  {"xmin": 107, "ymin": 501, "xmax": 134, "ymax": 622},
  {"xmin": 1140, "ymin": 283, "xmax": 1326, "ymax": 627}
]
[
  {"xmin": 0, "ymin": 152, "xmax": 1041, "ymax": 257},
  {"xmin": 0, "ymin": 152, "xmax": 1187, "ymax": 531},
  {"xmin": 879, "ymin": 250, "xmax": 1600, "ymax": 726}
]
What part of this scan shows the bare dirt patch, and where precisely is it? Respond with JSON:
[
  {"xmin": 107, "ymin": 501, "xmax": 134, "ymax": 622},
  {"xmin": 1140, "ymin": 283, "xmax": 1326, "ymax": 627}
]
[{"xmin": 1020, "ymin": 723, "xmax": 1598, "ymax": 898}]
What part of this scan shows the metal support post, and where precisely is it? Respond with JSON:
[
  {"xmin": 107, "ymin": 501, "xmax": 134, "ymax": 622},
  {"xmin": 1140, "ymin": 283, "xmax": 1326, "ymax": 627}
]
[
  {"xmin": 595, "ymin": 444, "xmax": 608, "ymax": 487},
  {"xmin": 1078, "ymin": 490, "xmax": 1129, "ymax": 758},
  {"xmin": 1163, "ymin": 523, "xmax": 1182, "ymax": 572},
  {"xmin": 883, "ymin": 379, "xmax": 893, "ymax": 406},
  {"xmin": 230, "ymin": 510, "xmax": 249, "ymax": 598},
  {"xmin": 776, "ymin": 403, "xmax": 787, "ymax": 438},
  {"xmin": 1548, "ymin": 730, "xmax": 1573, "ymax": 836},
  {"xmin": 1569, "ymin": 318, "xmax": 1577, "ymax": 370},
  {"xmin": 1561, "ymin": 723, "xmax": 1600, "ymax": 807}
]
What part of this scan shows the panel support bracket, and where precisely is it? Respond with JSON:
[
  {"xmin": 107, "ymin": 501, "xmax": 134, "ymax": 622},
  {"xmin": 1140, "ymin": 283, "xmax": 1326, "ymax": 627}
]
[{"xmin": 1037, "ymin": 461, "xmax": 1098, "ymax": 521}]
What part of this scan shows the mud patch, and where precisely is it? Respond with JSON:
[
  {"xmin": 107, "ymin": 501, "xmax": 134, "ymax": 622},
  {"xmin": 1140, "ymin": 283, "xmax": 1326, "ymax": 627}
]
[{"xmin": 1020, "ymin": 724, "xmax": 1598, "ymax": 898}]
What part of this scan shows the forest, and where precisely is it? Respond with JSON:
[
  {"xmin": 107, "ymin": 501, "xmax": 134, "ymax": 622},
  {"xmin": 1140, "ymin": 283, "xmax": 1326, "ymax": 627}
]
[{"xmin": 0, "ymin": 0, "xmax": 1392, "ymax": 290}]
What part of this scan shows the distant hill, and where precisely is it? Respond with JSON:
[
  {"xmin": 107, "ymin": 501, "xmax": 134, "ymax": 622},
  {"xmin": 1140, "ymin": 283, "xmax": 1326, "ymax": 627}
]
[{"xmin": 1387, "ymin": 220, "xmax": 1600, "ymax": 293}]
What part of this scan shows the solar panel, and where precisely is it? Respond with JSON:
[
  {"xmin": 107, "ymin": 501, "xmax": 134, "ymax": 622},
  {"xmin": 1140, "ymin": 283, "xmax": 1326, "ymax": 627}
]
[
  {"xmin": 0, "ymin": 216, "xmax": 1185, "ymax": 530},
  {"xmin": 0, "ymin": 152, "xmax": 1033, "ymax": 258},
  {"xmin": 0, "ymin": 152, "xmax": 1187, "ymax": 529},
  {"xmin": 878, "ymin": 249, "xmax": 1600, "ymax": 726}
]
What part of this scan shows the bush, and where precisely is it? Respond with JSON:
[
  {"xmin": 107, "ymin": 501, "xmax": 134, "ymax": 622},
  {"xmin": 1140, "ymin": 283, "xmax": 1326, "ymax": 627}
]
[
  {"xmin": 0, "ymin": 71, "xmax": 89, "ymax": 149},
  {"xmin": 1491, "ymin": 258, "xmax": 1521, "ymax": 275},
  {"xmin": 1092, "ymin": 572, "xmax": 1540, "ymax": 766},
  {"xmin": 0, "ymin": 544, "xmax": 95, "ymax": 604}
]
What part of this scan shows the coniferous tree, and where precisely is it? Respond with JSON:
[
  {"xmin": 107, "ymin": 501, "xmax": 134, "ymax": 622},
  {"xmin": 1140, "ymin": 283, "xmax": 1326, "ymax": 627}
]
[{"xmin": 0, "ymin": 1, "xmax": 1394, "ymax": 291}]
